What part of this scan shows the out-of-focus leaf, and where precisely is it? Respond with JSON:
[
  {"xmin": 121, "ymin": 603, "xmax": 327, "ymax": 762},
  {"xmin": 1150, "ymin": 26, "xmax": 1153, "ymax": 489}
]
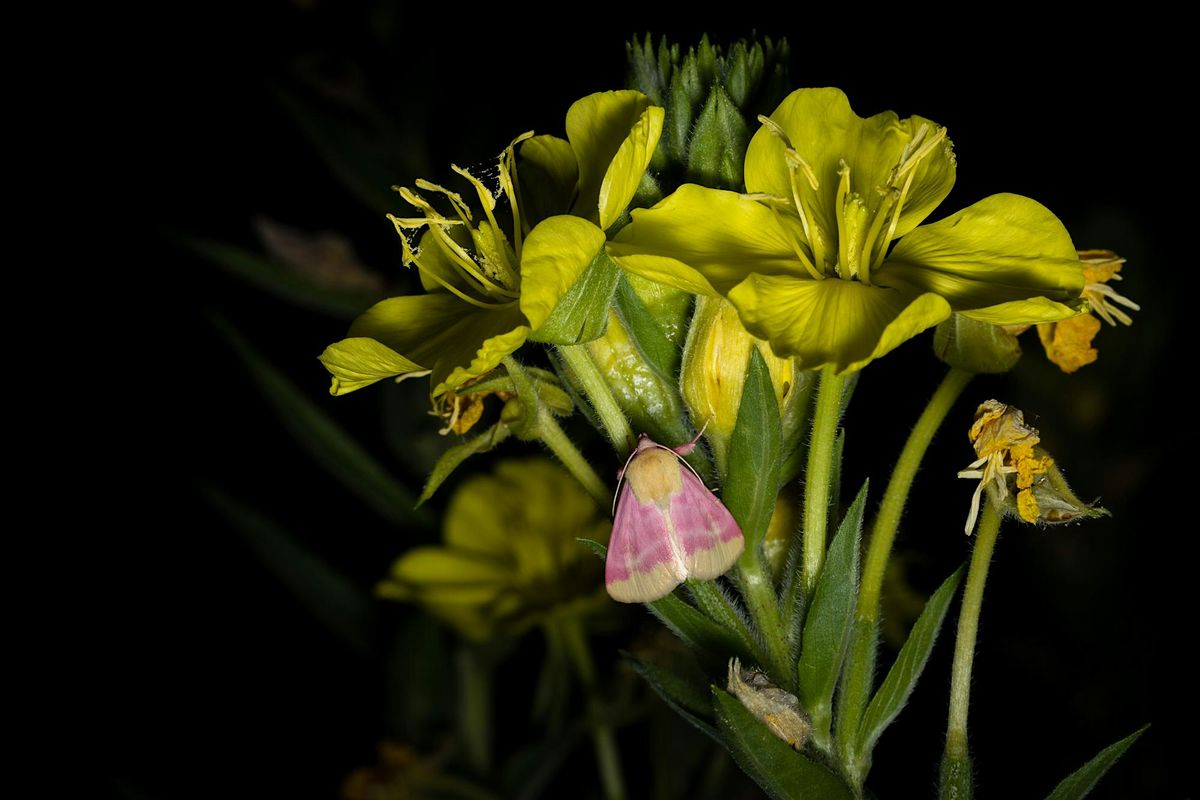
[
  {"xmin": 182, "ymin": 236, "xmax": 381, "ymax": 318},
  {"xmin": 203, "ymin": 486, "xmax": 372, "ymax": 655},
  {"xmin": 856, "ymin": 566, "xmax": 963, "ymax": 761},
  {"xmin": 626, "ymin": 654, "xmax": 719, "ymax": 741},
  {"xmin": 275, "ymin": 84, "xmax": 428, "ymax": 214},
  {"xmin": 1043, "ymin": 726, "xmax": 1147, "ymax": 800},
  {"xmin": 502, "ymin": 721, "xmax": 586, "ymax": 800},
  {"xmin": 712, "ymin": 688, "xmax": 853, "ymax": 800},
  {"xmin": 212, "ymin": 316, "xmax": 432, "ymax": 529},
  {"xmin": 386, "ymin": 615, "xmax": 453, "ymax": 741},
  {"xmin": 796, "ymin": 482, "xmax": 867, "ymax": 749}
]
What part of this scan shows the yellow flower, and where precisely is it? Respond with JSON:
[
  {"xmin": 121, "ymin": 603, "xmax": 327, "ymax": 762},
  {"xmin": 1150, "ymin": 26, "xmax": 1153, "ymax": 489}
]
[
  {"xmin": 378, "ymin": 459, "xmax": 609, "ymax": 641},
  {"xmin": 956, "ymin": 400, "xmax": 1053, "ymax": 534},
  {"xmin": 1037, "ymin": 249, "xmax": 1139, "ymax": 373}
]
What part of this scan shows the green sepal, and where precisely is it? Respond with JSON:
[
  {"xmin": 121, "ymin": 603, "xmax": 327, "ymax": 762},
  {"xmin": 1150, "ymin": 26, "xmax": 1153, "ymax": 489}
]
[
  {"xmin": 934, "ymin": 314, "xmax": 1023, "ymax": 374},
  {"xmin": 855, "ymin": 566, "xmax": 964, "ymax": 767},
  {"xmin": 613, "ymin": 273, "xmax": 681, "ymax": 380},
  {"xmin": 796, "ymin": 482, "xmax": 867, "ymax": 751},
  {"xmin": 712, "ymin": 687, "xmax": 854, "ymax": 800},
  {"xmin": 724, "ymin": 348, "xmax": 784, "ymax": 553},
  {"xmin": 526, "ymin": 246, "xmax": 620, "ymax": 345},
  {"xmin": 417, "ymin": 424, "xmax": 513, "ymax": 505},
  {"xmin": 1043, "ymin": 725, "xmax": 1147, "ymax": 800}
]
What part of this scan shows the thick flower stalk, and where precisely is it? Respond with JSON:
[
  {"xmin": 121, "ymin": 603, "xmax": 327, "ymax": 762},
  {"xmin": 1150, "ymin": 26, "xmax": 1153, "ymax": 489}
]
[{"xmin": 610, "ymin": 88, "xmax": 1088, "ymax": 373}]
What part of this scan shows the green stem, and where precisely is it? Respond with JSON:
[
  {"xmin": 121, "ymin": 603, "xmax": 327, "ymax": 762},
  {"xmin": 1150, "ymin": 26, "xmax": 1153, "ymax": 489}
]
[
  {"xmin": 558, "ymin": 344, "xmax": 637, "ymax": 454},
  {"xmin": 801, "ymin": 366, "xmax": 847, "ymax": 598},
  {"xmin": 945, "ymin": 504, "xmax": 1002, "ymax": 761},
  {"xmin": 737, "ymin": 557, "xmax": 792, "ymax": 688},
  {"xmin": 536, "ymin": 406, "xmax": 610, "ymax": 507},
  {"xmin": 559, "ymin": 616, "xmax": 627, "ymax": 800},
  {"xmin": 859, "ymin": 367, "xmax": 973, "ymax": 616},
  {"xmin": 836, "ymin": 366, "xmax": 971, "ymax": 782},
  {"xmin": 457, "ymin": 647, "xmax": 492, "ymax": 772}
]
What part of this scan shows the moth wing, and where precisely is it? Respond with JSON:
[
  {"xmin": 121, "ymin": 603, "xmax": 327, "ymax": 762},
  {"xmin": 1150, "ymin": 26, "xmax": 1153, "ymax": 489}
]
[
  {"xmin": 605, "ymin": 481, "xmax": 688, "ymax": 603},
  {"xmin": 671, "ymin": 468, "xmax": 744, "ymax": 581}
]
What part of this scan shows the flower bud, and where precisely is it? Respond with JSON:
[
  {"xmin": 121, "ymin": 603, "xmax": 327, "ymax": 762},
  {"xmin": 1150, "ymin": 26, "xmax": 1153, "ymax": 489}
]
[
  {"xmin": 933, "ymin": 314, "xmax": 1023, "ymax": 374},
  {"xmin": 681, "ymin": 297, "xmax": 802, "ymax": 473}
]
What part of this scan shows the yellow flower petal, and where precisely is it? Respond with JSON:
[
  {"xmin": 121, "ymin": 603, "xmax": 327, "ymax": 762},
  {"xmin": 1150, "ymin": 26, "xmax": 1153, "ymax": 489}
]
[{"xmin": 726, "ymin": 273, "xmax": 952, "ymax": 372}]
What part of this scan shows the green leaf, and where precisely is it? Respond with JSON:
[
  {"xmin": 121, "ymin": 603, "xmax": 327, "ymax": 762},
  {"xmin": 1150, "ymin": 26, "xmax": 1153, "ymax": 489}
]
[
  {"xmin": 613, "ymin": 273, "xmax": 681, "ymax": 380},
  {"xmin": 418, "ymin": 424, "xmax": 512, "ymax": 504},
  {"xmin": 1044, "ymin": 726, "xmax": 1147, "ymax": 800},
  {"xmin": 856, "ymin": 566, "xmax": 964, "ymax": 760},
  {"xmin": 626, "ymin": 654, "xmax": 720, "ymax": 741},
  {"xmin": 649, "ymin": 591, "xmax": 746, "ymax": 658},
  {"xmin": 713, "ymin": 688, "xmax": 853, "ymax": 800},
  {"xmin": 526, "ymin": 241, "xmax": 621, "ymax": 345},
  {"xmin": 180, "ymin": 236, "xmax": 380, "ymax": 318},
  {"xmin": 725, "ymin": 348, "xmax": 783, "ymax": 552},
  {"xmin": 212, "ymin": 316, "xmax": 432, "ymax": 529},
  {"xmin": 797, "ymin": 482, "xmax": 867, "ymax": 746},
  {"xmin": 202, "ymin": 486, "xmax": 372, "ymax": 655}
]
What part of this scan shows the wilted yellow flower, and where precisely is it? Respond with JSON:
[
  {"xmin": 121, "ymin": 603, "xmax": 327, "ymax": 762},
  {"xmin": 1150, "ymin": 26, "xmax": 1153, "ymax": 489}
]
[
  {"xmin": 1037, "ymin": 249, "xmax": 1138, "ymax": 373},
  {"xmin": 956, "ymin": 400, "xmax": 1053, "ymax": 534},
  {"xmin": 379, "ymin": 459, "xmax": 609, "ymax": 640}
]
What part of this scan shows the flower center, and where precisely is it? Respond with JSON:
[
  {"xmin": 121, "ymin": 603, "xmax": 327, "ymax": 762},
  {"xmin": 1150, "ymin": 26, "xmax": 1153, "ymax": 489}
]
[
  {"xmin": 387, "ymin": 132, "xmax": 533, "ymax": 309},
  {"xmin": 757, "ymin": 116, "xmax": 947, "ymax": 286}
]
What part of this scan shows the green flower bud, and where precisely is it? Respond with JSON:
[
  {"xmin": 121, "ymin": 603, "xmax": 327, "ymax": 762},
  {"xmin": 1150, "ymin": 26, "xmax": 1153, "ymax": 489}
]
[
  {"xmin": 626, "ymin": 33, "xmax": 791, "ymax": 191},
  {"xmin": 933, "ymin": 313, "xmax": 1023, "ymax": 374}
]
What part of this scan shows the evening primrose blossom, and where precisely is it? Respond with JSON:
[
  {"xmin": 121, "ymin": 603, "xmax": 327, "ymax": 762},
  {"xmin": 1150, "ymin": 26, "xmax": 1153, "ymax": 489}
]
[
  {"xmin": 957, "ymin": 400, "xmax": 1053, "ymax": 534},
  {"xmin": 610, "ymin": 88, "xmax": 1087, "ymax": 373},
  {"xmin": 320, "ymin": 91, "xmax": 664, "ymax": 398},
  {"xmin": 378, "ymin": 459, "xmax": 610, "ymax": 641}
]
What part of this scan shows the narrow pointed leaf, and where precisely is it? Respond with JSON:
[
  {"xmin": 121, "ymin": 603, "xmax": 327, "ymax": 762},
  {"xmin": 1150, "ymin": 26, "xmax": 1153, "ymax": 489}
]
[
  {"xmin": 418, "ymin": 424, "xmax": 512, "ymax": 504},
  {"xmin": 613, "ymin": 274, "xmax": 681, "ymax": 379},
  {"xmin": 797, "ymin": 482, "xmax": 868, "ymax": 739},
  {"xmin": 1044, "ymin": 726, "xmax": 1147, "ymax": 800},
  {"xmin": 713, "ymin": 688, "xmax": 853, "ymax": 800},
  {"xmin": 213, "ymin": 316, "xmax": 431, "ymax": 528},
  {"xmin": 203, "ymin": 486, "xmax": 372, "ymax": 654},
  {"xmin": 724, "ymin": 348, "xmax": 783, "ymax": 550},
  {"xmin": 856, "ymin": 566, "xmax": 963, "ymax": 758}
]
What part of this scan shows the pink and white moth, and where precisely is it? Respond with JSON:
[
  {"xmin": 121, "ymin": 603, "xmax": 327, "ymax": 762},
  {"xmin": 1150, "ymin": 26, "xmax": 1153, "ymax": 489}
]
[{"xmin": 605, "ymin": 432, "xmax": 744, "ymax": 603}]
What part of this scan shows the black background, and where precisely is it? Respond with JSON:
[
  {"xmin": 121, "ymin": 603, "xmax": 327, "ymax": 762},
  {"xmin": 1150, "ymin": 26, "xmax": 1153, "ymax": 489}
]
[{"xmin": 117, "ymin": 5, "xmax": 1189, "ymax": 798}]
